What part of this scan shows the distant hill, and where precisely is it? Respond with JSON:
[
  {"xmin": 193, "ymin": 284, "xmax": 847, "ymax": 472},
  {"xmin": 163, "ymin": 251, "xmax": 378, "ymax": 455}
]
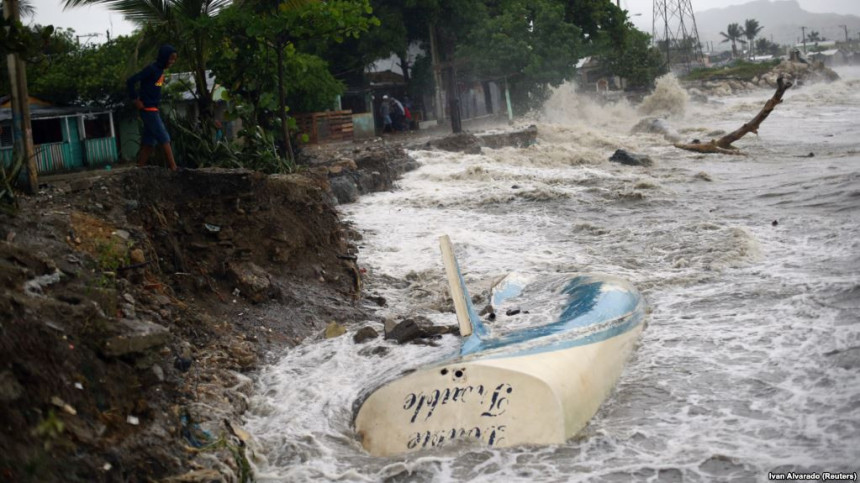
[{"xmin": 694, "ymin": 0, "xmax": 860, "ymax": 51}]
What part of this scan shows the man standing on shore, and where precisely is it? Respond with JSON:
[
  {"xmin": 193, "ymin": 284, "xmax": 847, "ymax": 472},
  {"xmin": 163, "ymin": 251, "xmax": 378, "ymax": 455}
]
[{"xmin": 127, "ymin": 45, "xmax": 179, "ymax": 171}]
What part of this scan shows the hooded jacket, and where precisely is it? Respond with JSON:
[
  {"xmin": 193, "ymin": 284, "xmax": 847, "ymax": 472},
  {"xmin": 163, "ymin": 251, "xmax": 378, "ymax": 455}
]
[{"xmin": 127, "ymin": 45, "xmax": 177, "ymax": 109}]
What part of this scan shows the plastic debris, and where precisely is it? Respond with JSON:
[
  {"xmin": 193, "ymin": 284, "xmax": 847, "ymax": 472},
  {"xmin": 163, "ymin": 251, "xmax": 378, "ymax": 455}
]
[
  {"xmin": 51, "ymin": 396, "xmax": 77, "ymax": 415},
  {"xmin": 24, "ymin": 270, "xmax": 62, "ymax": 297}
]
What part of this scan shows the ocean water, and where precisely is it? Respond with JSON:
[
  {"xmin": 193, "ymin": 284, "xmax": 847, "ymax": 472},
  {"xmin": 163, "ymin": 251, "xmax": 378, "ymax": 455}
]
[{"xmin": 245, "ymin": 68, "xmax": 860, "ymax": 482}]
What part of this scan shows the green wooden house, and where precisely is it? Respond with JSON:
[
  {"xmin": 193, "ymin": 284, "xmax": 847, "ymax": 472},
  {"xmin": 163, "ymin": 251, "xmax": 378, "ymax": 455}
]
[{"xmin": 1, "ymin": 96, "xmax": 119, "ymax": 174}]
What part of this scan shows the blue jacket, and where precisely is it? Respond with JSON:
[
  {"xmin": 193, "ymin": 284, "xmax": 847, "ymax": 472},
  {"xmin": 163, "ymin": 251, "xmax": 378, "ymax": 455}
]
[{"xmin": 127, "ymin": 45, "xmax": 176, "ymax": 109}]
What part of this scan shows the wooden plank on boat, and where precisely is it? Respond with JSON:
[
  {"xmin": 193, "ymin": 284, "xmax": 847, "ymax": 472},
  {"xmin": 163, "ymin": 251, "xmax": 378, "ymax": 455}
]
[{"xmin": 439, "ymin": 235, "xmax": 473, "ymax": 337}]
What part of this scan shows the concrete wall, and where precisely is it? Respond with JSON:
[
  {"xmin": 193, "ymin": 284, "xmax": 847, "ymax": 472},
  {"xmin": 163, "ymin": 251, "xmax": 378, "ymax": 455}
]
[{"xmin": 352, "ymin": 112, "xmax": 375, "ymax": 140}]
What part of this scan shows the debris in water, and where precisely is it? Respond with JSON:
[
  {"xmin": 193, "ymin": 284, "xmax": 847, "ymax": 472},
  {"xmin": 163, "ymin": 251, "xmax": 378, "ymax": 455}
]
[
  {"xmin": 772, "ymin": 220, "xmax": 779, "ymax": 226},
  {"xmin": 675, "ymin": 76, "xmax": 793, "ymax": 155},
  {"xmin": 174, "ymin": 356, "xmax": 193, "ymax": 373}
]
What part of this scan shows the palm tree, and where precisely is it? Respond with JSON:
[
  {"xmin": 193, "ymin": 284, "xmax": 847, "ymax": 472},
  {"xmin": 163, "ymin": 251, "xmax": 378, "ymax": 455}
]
[
  {"xmin": 742, "ymin": 19, "xmax": 763, "ymax": 59},
  {"xmin": 720, "ymin": 23, "xmax": 746, "ymax": 58},
  {"xmin": 807, "ymin": 31, "xmax": 823, "ymax": 42},
  {"xmin": 1, "ymin": 0, "xmax": 36, "ymax": 18},
  {"xmin": 61, "ymin": 0, "xmax": 233, "ymax": 123}
]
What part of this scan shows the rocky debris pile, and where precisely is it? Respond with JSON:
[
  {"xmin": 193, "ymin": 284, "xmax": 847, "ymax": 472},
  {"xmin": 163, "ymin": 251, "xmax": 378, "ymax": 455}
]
[
  {"xmin": 609, "ymin": 150, "xmax": 653, "ymax": 167},
  {"xmin": 322, "ymin": 315, "xmax": 460, "ymax": 348},
  {"xmin": 424, "ymin": 125, "xmax": 539, "ymax": 155},
  {"xmin": 687, "ymin": 60, "xmax": 839, "ymax": 97},
  {"xmin": 384, "ymin": 316, "xmax": 460, "ymax": 345},
  {"xmin": 631, "ymin": 117, "xmax": 682, "ymax": 143},
  {"xmin": 314, "ymin": 145, "xmax": 421, "ymax": 205},
  {"xmin": 0, "ymin": 154, "xmax": 418, "ymax": 481}
]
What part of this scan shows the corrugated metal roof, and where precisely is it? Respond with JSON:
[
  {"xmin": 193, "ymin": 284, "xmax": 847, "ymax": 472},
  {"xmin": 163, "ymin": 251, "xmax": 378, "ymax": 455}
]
[{"xmin": 0, "ymin": 105, "xmax": 107, "ymax": 122}]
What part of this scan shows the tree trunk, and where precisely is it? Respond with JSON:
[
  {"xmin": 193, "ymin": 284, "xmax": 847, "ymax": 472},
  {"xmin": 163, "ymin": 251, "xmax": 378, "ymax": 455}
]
[
  {"xmin": 446, "ymin": 65, "xmax": 461, "ymax": 133},
  {"xmin": 397, "ymin": 51, "xmax": 410, "ymax": 84},
  {"xmin": 193, "ymin": 36, "xmax": 213, "ymax": 123},
  {"xmin": 276, "ymin": 41, "xmax": 295, "ymax": 168},
  {"xmin": 4, "ymin": 0, "xmax": 37, "ymax": 194},
  {"xmin": 675, "ymin": 76, "xmax": 793, "ymax": 155}
]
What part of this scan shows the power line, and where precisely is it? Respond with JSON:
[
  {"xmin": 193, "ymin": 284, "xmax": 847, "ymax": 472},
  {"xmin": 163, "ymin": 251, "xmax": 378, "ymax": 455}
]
[{"xmin": 652, "ymin": 0, "xmax": 704, "ymax": 71}]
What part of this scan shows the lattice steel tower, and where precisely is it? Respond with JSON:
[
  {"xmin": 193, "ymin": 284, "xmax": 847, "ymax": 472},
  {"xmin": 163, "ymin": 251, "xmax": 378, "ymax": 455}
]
[{"xmin": 652, "ymin": 0, "xmax": 704, "ymax": 70}]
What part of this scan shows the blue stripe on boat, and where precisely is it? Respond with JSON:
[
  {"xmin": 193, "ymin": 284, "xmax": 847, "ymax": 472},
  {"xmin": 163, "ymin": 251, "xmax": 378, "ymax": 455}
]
[{"xmin": 460, "ymin": 275, "xmax": 644, "ymax": 358}]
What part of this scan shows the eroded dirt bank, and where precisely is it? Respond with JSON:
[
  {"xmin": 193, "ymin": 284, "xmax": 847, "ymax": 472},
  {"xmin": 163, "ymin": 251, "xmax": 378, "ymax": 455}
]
[
  {"xmin": 0, "ymin": 144, "xmax": 421, "ymax": 482},
  {"xmin": 0, "ymin": 127, "xmax": 538, "ymax": 482}
]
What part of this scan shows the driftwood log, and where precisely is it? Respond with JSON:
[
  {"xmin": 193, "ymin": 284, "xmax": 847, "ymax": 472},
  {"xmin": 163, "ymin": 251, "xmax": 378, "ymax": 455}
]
[{"xmin": 675, "ymin": 76, "xmax": 793, "ymax": 155}]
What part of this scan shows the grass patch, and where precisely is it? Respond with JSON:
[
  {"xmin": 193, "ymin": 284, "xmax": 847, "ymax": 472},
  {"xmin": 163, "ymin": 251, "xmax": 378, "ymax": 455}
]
[{"xmin": 683, "ymin": 60, "xmax": 780, "ymax": 82}]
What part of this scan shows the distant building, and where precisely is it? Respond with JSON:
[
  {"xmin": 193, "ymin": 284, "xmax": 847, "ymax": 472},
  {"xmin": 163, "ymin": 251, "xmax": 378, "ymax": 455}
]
[{"xmin": 0, "ymin": 96, "xmax": 119, "ymax": 174}]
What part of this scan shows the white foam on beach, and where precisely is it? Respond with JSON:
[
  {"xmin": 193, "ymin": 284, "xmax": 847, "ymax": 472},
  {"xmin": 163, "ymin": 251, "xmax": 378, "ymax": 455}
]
[{"xmin": 245, "ymin": 65, "xmax": 860, "ymax": 481}]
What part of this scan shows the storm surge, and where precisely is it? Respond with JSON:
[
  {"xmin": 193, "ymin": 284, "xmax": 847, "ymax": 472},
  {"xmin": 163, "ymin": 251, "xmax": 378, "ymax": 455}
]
[{"xmin": 245, "ymin": 66, "xmax": 860, "ymax": 481}]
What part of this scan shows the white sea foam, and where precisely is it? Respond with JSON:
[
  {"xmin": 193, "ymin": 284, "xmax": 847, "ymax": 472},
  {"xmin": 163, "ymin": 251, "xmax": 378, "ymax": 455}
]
[
  {"xmin": 638, "ymin": 74, "xmax": 689, "ymax": 118},
  {"xmin": 245, "ymin": 66, "xmax": 860, "ymax": 481}
]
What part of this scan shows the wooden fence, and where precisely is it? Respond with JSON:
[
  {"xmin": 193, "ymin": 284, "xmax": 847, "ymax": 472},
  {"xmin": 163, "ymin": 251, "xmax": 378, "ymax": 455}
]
[{"xmin": 293, "ymin": 110, "xmax": 354, "ymax": 144}]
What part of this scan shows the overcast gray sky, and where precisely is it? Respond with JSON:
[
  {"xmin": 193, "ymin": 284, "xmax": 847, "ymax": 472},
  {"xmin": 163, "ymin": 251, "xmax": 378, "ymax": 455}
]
[{"xmin": 27, "ymin": 0, "xmax": 860, "ymax": 43}]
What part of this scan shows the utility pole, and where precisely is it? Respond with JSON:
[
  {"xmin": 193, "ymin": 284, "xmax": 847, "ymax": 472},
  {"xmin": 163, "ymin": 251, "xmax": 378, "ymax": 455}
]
[
  {"xmin": 3, "ymin": 0, "xmax": 37, "ymax": 194},
  {"xmin": 76, "ymin": 33, "xmax": 100, "ymax": 45},
  {"xmin": 801, "ymin": 26, "xmax": 807, "ymax": 53},
  {"xmin": 838, "ymin": 25, "xmax": 848, "ymax": 43}
]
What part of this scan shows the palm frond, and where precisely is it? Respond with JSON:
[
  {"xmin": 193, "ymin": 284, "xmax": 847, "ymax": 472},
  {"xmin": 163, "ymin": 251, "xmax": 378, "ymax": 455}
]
[
  {"xmin": 63, "ymin": 0, "xmax": 172, "ymax": 26},
  {"xmin": 1, "ymin": 0, "xmax": 36, "ymax": 17},
  {"xmin": 203, "ymin": 0, "xmax": 232, "ymax": 15}
]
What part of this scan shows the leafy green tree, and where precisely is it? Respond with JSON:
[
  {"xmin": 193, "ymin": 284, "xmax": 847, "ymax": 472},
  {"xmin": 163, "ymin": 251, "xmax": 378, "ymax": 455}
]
[
  {"xmin": 0, "ymin": 19, "xmax": 59, "ymax": 96},
  {"xmin": 62, "ymin": 0, "xmax": 231, "ymax": 123},
  {"xmin": 24, "ymin": 32, "xmax": 142, "ymax": 107},
  {"xmin": 457, "ymin": 0, "xmax": 581, "ymax": 111},
  {"xmin": 561, "ymin": 0, "xmax": 663, "ymax": 89},
  {"xmin": 742, "ymin": 19, "xmax": 763, "ymax": 58},
  {"xmin": 604, "ymin": 28, "xmax": 664, "ymax": 89},
  {"xmin": 0, "ymin": 0, "xmax": 36, "ymax": 18},
  {"xmin": 0, "ymin": 24, "xmax": 136, "ymax": 107},
  {"xmin": 807, "ymin": 30, "xmax": 823, "ymax": 42},
  {"xmin": 720, "ymin": 23, "xmax": 746, "ymax": 58},
  {"xmin": 207, "ymin": 0, "xmax": 376, "ymax": 166},
  {"xmin": 755, "ymin": 37, "xmax": 781, "ymax": 57}
]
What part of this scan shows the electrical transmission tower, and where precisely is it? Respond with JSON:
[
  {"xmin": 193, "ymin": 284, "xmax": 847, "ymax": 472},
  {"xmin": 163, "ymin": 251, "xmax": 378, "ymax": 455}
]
[{"xmin": 652, "ymin": 0, "xmax": 704, "ymax": 71}]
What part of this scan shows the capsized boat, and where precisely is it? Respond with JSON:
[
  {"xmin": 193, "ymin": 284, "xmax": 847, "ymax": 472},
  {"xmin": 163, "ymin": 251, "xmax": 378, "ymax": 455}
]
[{"xmin": 353, "ymin": 236, "xmax": 645, "ymax": 456}]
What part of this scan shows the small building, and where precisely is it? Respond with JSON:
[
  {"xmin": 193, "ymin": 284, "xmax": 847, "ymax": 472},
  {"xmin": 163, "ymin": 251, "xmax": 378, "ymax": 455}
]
[
  {"xmin": 0, "ymin": 96, "xmax": 119, "ymax": 174},
  {"xmin": 808, "ymin": 49, "xmax": 846, "ymax": 66}
]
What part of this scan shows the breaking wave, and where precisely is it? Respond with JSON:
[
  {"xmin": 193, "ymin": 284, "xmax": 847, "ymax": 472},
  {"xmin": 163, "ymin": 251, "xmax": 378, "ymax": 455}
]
[{"xmin": 638, "ymin": 74, "xmax": 689, "ymax": 118}]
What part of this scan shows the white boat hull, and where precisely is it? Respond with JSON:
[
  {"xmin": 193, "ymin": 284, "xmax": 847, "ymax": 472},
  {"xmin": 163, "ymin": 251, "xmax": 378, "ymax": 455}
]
[{"xmin": 355, "ymin": 321, "xmax": 643, "ymax": 456}]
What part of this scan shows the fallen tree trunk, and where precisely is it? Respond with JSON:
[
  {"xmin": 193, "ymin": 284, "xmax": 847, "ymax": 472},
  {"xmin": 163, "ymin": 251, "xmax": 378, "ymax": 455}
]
[{"xmin": 675, "ymin": 76, "xmax": 793, "ymax": 155}]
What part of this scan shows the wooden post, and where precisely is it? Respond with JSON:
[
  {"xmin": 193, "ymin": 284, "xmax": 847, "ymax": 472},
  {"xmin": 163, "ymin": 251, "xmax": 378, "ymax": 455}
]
[
  {"xmin": 446, "ymin": 65, "xmax": 461, "ymax": 134},
  {"xmin": 439, "ymin": 235, "xmax": 473, "ymax": 338},
  {"xmin": 4, "ymin": 0, "xmax": 37, "ymax": 193},
  {"xmin": 504, "ymin": 77, "xmax": 513, "ymax": 122}
]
